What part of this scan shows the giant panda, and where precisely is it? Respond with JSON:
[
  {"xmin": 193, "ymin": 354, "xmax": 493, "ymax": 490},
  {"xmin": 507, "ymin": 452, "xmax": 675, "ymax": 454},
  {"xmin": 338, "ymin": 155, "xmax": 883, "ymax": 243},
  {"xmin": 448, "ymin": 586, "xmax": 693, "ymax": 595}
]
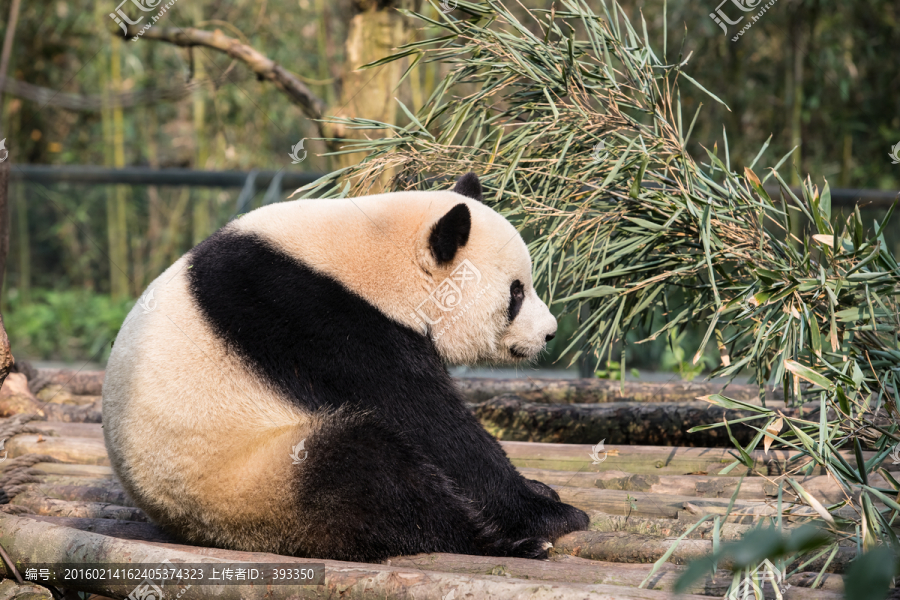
[{"xmin": 102, "ymin": 173, "xmax": 589, "ymax": 562}]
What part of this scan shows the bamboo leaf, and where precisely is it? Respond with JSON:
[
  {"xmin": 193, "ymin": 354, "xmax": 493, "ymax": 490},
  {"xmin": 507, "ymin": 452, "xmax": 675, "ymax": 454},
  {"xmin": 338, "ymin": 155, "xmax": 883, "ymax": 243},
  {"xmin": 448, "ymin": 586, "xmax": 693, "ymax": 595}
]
[{"xmin": 784, "ymin": 359, "xmax": 833, "ymax": 390}]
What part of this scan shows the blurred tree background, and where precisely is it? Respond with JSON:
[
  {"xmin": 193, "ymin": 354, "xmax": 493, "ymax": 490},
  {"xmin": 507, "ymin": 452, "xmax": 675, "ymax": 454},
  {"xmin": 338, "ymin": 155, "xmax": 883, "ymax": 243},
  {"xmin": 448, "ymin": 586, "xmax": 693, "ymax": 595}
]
[{"xmin": 0, "ymin": 0, "xmax": 896, "ymax": 367}]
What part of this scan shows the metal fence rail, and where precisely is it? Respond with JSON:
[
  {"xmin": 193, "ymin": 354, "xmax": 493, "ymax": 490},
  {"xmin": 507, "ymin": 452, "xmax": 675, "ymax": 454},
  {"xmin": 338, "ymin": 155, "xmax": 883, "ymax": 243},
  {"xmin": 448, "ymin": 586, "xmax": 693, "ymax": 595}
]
[{"xmin": 9, "ymin": 164, "xmax": 900, "ymax": 208}]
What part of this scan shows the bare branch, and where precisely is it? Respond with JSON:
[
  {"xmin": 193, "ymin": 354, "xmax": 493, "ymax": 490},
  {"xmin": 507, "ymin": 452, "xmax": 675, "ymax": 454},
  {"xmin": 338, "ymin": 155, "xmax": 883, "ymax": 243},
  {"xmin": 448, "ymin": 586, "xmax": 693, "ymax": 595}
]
[{"xmin": 125, "ymin": 26, "xmax": 329, "ymax": 133}]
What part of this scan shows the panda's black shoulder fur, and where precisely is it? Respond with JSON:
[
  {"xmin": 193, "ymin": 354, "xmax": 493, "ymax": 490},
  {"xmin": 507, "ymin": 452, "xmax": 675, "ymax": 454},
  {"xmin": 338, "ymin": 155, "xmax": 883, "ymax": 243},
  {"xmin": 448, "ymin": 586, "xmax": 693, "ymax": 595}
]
[
  {"xmin": 185, "ymin": 225, "xmax": 588, "ymax": 561},
  {"xmin": 186, "ymin": 226, "xmax": 450, "ymax": 413}
]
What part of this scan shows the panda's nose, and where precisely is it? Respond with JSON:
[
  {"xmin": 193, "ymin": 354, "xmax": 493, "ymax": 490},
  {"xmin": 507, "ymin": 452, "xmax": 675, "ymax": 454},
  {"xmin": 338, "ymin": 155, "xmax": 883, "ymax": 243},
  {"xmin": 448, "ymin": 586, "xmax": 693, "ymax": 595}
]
[{"xmin": 545, "ymin": 333, "xmax": 556, "ymax": 342}]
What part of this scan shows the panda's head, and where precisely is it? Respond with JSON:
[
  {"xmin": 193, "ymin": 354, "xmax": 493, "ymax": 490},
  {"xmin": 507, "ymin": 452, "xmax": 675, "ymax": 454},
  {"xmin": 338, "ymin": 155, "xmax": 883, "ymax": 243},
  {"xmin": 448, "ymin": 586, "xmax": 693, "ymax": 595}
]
[{"xmin": 411, "ymin": 173, "xmax": 557, "ymax": 365}]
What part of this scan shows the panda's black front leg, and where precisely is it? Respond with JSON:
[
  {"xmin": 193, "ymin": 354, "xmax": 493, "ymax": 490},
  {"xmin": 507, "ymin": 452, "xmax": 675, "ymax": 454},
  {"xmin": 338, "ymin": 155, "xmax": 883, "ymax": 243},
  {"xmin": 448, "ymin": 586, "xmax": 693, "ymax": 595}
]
[
  {"xmin": 417, "ymin": 410, "xmax": 588, "ymax": 559},
  {"xmin": 472, "ymin": 475, "xmax": 589, "ymax": 559}
]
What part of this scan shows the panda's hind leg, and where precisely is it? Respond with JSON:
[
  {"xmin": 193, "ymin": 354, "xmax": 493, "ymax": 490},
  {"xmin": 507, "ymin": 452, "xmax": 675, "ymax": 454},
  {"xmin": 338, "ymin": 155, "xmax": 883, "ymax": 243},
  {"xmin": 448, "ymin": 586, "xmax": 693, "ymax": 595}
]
[{"xmin": 290, "ymin": 408, "xmax": 481, "ymax": 562}]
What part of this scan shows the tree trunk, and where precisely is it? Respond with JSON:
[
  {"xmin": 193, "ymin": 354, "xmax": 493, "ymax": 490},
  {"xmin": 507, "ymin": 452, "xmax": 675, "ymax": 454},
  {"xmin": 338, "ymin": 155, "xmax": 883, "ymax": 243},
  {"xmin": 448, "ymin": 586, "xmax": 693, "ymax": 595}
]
[
  {"xmin": 0, "ymin": 0, "xmax": 23, "ymax": 301},
  {"xmin": 331, "ymin": 5, "xmax": 409, "ymax": 173}
]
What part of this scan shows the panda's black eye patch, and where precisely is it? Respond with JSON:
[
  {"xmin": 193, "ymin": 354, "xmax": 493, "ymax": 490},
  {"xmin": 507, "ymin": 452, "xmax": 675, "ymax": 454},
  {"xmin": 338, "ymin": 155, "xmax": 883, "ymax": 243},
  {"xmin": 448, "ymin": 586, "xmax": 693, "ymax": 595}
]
[{"xmin": 508, "ymin": 280, "xmax": 525, "ymax": 322}]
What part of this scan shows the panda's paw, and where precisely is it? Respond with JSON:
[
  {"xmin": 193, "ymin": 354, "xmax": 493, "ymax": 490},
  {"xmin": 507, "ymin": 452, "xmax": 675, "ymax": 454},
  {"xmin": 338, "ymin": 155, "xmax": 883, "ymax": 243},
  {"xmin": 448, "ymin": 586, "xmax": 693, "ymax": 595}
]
[
  {"xmin": 523, "ymin": 478, "xmax": 560, "ymax": 501},
  {"xmin": 546, "ymin": 500, "xmax": 590, "ymax": 537},
  {"xmin": 520, "ymin": 496, "xmax": 590, "ymax": 542}
]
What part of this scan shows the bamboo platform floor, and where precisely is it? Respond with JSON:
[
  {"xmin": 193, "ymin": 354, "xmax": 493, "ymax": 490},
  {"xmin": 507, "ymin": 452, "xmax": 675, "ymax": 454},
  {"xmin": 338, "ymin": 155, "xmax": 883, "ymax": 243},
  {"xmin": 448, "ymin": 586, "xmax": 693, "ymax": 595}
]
[{"xmin": 0, "ymin": 374, "xmax": 852, "ymax": 599}]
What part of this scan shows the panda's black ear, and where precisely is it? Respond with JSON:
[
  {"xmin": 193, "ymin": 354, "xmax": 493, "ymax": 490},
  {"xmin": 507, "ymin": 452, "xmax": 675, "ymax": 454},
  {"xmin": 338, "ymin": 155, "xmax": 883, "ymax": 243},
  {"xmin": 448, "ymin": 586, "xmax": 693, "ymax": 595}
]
[
  {"xmin": 429, "ymin": 203, "xmax": 471, "ymax": 265},
  {"xmin": 452, "ymin": 172, "xmax": 483, "ymax": 202}
]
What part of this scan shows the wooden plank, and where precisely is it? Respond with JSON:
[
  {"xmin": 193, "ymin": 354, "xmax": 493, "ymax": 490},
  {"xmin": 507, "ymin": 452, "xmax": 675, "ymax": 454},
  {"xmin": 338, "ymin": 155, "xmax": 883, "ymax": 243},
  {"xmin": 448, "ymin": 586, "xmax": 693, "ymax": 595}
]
[
  {"xmin": 555, "ymin": 531, "xmax": 855, "ymax": 574},
  {"xmin": 18, "ymin": 515, "xmax": 176, "ymax": 543},
  {"xmin": 11, "ymin": 483, "xmax": 132, "ymax": 506},
  {"xmin": 31, "ymin": 462, "xmax": 114, "ymax": 477},
  {"xmin": 9, "ymin": 493, "xmax": 146, "ymax": 521},
  {"xmin": 5, "ymin": 435, "xmax": 109, "ymax": 465},
  {"xmin": 501, "ymin": 441, "xmax": 892, "ymax": 477},
  {"xmin": 520, "ymin": 468, "xmax": 878, "ymax": 505},
  {"xmin": 27, "ymin": 421, "xmax": 104, "ymax": 439},
  {"xmin": 552, "ymin": 486, "xmax": 824, "ymax": 522}
]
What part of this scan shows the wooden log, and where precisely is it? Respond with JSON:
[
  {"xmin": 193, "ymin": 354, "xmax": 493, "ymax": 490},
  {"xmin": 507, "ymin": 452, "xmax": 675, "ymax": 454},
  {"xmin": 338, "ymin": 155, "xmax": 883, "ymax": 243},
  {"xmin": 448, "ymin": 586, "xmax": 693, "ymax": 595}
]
[
  {"xmin": 522, "ymin": 467, "xmax": 771, "ymax": 498},
  {"xmin": 30, "ymin": 462, "xmax": 114, "ymax": 477},
  {"xmin": 0, "ymin": 512, "xmax": 713, "ymax": 600},
  {"xmin": 39, "ymin": 399, "xmax": 102, "ymax": 423},
  {"xmin": 554, "ymin": 531, "xmax": 855, "ymax": 574},
  {"xmin": 586, "ymin": 513, "xmax": 774, "ymax": 541},
  {"xmin": 386, "ymin": 553, "xmax": 843, "ymax": 598},
  {"xmin": 21, "ymin": 475, "xmax": 116, "ymax": 487},
  {"xmin": 521, "ymin": 468, "xmax": 881, "ymax": 504},
  {"xmin": 8, "ymin": 483, "xmax": 132, "ymax": 506},
  {"xmin": 456, "ymin": 377, "xmax": 783, "ymax": 404},
  {"xmin": 474, "ymin": 396, "xmax": 811, "ymax": 446},
  {"xmin": 28, "ymin": 368, "xmax": 104, "ymax": 396},
  {"xmin": 502, "ymin": 441, "xmax": 895, "ymax": 477},
  {"xmin": 0, "ymin": 373, "xmax": 46, "ymax": 418},
  {"xmin": 552, "ymin": 486, "xmax": 829, "ymax": 523},
  {"xmin": 0, "ymin": 374, "xmax": 102, "ymax": 420},
  {"xmin": 19, "ymin": 515, "xmax": 177, "ymax": 543},
  {"xmin": 35, "ymin": 383, "xmax": 101, "ymax": 406},
  {"xmin": 4, "ymin": 435, "xmax": 109, "ymax": 465},
  {"xmin": 19, "ymin": 512, "xmax": 840, "ymax": 596},
  {"xmin": 9, "ymin": 492, "xmax": 147, "ymax": 521},
  {"xmin": 26, "ymin": 421, "xmax": 105, "ymax": 439}
]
